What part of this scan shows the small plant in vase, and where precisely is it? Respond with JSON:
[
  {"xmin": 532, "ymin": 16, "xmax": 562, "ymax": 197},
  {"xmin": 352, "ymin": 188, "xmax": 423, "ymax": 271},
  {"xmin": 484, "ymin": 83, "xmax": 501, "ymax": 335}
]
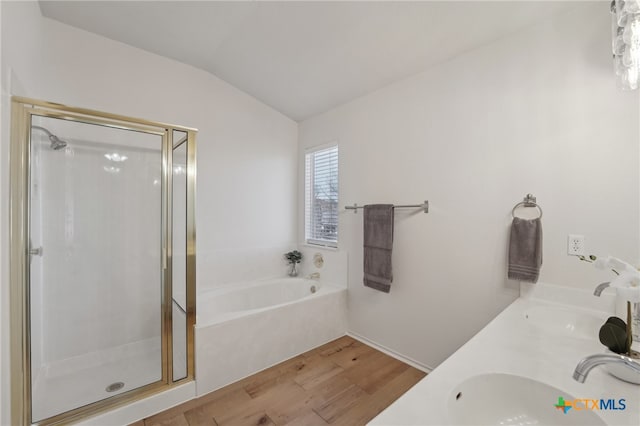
[
  {"xmin": 578, "ymin": 255, "xmax": 640, "ymax": 373},
  {"xmin": 284, "ymin": 250, "xmax": 303, "ymax": 277}
]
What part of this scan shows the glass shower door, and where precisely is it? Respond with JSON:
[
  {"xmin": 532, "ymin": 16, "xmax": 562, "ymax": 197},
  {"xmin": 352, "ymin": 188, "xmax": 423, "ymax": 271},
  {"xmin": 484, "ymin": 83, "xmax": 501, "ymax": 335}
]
[{"xmin": 28, "ymin": 114, "xmax": 164, "ymax": 422}]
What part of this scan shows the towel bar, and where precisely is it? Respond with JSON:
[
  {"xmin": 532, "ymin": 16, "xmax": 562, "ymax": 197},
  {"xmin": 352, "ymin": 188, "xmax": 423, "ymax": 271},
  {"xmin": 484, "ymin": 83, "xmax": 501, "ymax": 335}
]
[{"xmin": 345, "ymin": 201, "xmax": 429, "ymax": 214}]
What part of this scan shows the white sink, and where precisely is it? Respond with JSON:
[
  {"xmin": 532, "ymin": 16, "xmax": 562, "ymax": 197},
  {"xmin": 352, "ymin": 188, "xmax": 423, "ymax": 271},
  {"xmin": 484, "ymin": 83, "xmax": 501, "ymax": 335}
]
[
  {"xmin": 523, "ymin": 305, "xmax": 605, "ymax": 339},
  {"xmin": 448, "ymin": 373, "xmax": 606, "ymax": 425}
]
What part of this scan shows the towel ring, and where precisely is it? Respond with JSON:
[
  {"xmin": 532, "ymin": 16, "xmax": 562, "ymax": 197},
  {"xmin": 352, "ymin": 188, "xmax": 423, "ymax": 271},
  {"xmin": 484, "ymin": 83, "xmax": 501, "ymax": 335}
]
[{"xmin": 511, "ymin": 194, "xmax": 543, "ymax": 219}]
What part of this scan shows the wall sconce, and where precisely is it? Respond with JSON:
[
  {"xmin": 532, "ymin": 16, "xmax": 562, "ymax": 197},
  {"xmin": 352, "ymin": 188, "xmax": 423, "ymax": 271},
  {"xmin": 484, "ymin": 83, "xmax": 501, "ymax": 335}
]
[{"xmin": 612, "ymin": 0, "xmax": 640, "ymax": 90}]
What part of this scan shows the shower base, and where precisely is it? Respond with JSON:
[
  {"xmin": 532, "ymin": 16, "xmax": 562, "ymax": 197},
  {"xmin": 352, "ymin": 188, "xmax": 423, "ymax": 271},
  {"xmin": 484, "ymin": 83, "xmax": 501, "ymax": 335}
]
[{"xmin": 31, "ymin": 337, "xmax": 162, "ymax": 422}]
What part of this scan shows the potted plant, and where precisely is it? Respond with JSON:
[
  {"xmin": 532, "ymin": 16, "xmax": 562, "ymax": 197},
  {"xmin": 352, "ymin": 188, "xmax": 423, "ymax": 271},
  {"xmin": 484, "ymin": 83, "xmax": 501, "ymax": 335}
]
[
  {"xmin": 579, "ymin": 254, "xmax": 640, "ymax": 383},
  {"xmin": 284, "ymin": 250, "xmax": 303, "ymax": 277}
]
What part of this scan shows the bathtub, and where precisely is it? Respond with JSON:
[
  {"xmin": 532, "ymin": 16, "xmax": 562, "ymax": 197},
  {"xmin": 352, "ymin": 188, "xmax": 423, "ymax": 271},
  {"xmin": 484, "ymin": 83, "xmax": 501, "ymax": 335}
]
[{"xmin": 194, "ymin": 278, "xmax": 347, "ymax": 396}]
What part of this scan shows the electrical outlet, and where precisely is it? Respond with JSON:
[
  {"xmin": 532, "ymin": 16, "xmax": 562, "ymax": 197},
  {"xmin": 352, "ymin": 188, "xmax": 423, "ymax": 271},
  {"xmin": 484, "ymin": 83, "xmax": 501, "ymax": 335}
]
[{"xmin": 568, "ymin": 234, "xmax": 585, "ymax": 256}]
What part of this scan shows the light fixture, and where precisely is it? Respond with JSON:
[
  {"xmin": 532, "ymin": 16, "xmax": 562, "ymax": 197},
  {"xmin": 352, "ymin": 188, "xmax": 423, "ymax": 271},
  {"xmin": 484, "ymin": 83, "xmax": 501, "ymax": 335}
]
[
  {"xmin": 104, "ymin": 152, "xmax": 128, "ymax": 162},
  {"xmin": 612, "ymin": 0, "xmax": 640, "ymax": 90}
]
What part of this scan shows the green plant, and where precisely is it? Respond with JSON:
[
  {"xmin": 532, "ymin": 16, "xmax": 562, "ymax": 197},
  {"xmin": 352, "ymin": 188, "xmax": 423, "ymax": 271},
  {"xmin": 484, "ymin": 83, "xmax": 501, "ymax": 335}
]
[
  {"xmin": 578, "ymin": 254, "xmax": 633, "ymax": 356},
  {"xmin": 284, "ymin": 250, "xmax": 302, "ymax": 264}
]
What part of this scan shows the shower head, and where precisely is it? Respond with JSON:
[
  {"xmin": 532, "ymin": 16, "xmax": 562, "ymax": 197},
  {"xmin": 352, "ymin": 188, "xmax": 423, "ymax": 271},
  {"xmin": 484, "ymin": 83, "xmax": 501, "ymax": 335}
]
[
  {"xmin": 31, "ymin": 125, "xmax": 68, "ymax": 150},
  {"xmin": 48, "ymin": 134, "xmax": 67, "ymax": 150}
]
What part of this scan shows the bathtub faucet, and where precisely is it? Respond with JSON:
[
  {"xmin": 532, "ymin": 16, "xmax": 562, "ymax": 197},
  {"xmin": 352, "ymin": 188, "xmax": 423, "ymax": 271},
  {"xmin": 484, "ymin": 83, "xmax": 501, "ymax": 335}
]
[{"xmin": 308, "ymin": 272, "xmax": 320, "ymax": 280}]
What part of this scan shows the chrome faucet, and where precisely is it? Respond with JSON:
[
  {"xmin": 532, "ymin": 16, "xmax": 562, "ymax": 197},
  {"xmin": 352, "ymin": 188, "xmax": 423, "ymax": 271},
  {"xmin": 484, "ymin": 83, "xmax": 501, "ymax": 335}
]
[
  {"xmin": 593, "ymin": 282, "xmax": 610, "ymax": 296},
  {"xmin": 573, "ymin": 353, "xmax": 640, "ymax": 383}
]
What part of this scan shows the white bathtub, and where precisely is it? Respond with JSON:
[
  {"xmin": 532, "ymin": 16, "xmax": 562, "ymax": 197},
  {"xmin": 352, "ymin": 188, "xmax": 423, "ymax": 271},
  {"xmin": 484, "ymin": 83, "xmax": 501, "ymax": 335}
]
[
  {"xmin": 194, "ymin": 278, "xmax": 347, "ymax": 396},
  {"xmin": 196, "ymin": 278, "xmax": 339, "ymax": 325}
]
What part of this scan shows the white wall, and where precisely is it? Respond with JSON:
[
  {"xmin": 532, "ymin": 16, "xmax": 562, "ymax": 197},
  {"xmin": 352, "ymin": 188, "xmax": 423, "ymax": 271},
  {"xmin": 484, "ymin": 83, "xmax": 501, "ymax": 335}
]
[
  {"xmin": 0, "ymin": 1, "xmax": 297, "ymax": 423},
  {"xmin": 299, "ymin": 2, "xmax": 640, "ymax": 369}
]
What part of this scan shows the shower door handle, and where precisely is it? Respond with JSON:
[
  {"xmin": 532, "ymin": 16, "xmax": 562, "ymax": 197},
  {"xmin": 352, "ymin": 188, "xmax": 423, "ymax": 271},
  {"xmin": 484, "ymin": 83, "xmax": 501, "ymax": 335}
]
[{"xmin": 29, "ymin": 246, "xmax": 43, "ymax": 256}]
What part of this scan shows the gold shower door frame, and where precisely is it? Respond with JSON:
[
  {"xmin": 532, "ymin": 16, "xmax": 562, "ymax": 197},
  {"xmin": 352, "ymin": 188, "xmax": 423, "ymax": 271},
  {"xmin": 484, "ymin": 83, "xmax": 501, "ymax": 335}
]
[{"xmin": 9, "ymin": 97, "xmax": 197, "ymax": 426}]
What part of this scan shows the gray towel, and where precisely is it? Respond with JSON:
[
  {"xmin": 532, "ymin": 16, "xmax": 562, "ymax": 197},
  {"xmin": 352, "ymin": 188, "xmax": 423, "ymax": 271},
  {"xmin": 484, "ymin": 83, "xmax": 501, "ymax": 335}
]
[
  {"xmin": 508, "ymin": 217, "xmax": 543, "ymax": 283},
  {"xmin": 363, "ymin": 204, "xmax": 394, "ymax": 293}
]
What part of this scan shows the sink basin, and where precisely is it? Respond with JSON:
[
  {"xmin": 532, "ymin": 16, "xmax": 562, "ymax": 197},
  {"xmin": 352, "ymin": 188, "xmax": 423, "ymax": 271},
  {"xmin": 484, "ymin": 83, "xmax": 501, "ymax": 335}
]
[
  {"xmin": 523, "ymin": 305, "xmax": 605, "ymax": 339},
  {"xmin": 448, "ymin": 373, "xmax": 605, "ymax": 425}
]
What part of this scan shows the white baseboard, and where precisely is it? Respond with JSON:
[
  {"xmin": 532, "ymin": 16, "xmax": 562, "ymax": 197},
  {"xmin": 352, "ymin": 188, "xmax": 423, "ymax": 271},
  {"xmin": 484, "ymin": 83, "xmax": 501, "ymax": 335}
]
[{"xmin": 347, "ymin": 331, "xmax": 434, "ymax": 373}]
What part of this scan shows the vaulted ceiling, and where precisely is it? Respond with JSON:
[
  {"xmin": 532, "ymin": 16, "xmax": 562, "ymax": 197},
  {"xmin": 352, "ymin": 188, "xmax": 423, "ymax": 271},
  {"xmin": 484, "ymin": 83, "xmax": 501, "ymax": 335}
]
[{"xmin": 40, "ymin": 1, "xmax": 577, "ymax": 121}]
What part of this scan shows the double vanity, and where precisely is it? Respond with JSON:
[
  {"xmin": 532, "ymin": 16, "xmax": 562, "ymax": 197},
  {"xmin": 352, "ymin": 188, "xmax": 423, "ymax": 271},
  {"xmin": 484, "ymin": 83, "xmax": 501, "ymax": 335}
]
[{"xmin": 371, "ymin": 283, "xmax": 640, "ymax": 425}]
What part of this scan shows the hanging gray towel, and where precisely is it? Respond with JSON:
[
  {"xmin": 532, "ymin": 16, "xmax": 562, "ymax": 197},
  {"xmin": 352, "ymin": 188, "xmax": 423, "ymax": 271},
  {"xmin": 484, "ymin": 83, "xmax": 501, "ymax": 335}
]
[
  {"xmin": 363, "ymin": 204, "xmax": 394, "ymax": 293},
  {"xmin": 508, "ymin": 217, "xmax": 543, "ymax": 283}
]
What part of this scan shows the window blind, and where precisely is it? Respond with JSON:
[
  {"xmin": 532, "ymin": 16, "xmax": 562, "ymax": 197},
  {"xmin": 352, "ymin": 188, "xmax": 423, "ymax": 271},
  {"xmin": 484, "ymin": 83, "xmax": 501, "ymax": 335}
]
[{"xmin": 305, "ymin": 145, "xmax": 338, "ymax": 247}]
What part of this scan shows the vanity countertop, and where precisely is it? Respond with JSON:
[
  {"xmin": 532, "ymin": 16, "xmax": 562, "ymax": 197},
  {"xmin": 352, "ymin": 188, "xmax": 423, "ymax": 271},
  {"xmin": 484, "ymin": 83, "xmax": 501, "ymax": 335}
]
[{"xmin": 369, "ymin": 284, "xmax": 640, "ymax": 425}]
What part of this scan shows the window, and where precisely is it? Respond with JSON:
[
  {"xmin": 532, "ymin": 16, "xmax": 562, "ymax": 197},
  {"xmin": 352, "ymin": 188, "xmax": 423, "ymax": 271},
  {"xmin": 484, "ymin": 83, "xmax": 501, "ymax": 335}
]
[{"xmin": 305, "ymin": 144, "xmax": 338, "ymax": 247}]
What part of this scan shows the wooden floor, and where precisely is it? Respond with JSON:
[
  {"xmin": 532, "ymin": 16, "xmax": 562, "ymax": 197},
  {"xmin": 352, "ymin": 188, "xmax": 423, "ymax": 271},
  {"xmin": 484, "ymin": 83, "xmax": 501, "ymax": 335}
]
[{"xmin": 136, "ymin": 336, "xmax": 426, "ymax": 426}]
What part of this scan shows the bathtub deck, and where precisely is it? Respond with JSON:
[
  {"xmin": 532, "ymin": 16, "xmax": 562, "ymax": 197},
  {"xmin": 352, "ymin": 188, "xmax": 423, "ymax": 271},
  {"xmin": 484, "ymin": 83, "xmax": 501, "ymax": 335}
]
[{"xmin": 137, "ymin": 335, "xmax": 427, "ymax": 426}]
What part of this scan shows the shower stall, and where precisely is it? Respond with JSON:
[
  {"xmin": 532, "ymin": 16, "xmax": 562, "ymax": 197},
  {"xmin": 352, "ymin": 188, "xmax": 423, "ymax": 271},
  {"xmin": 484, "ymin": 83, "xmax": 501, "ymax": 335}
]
[{"xmin": 9, "ymin": 98, "xmax": 196, "ymax": 425}]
